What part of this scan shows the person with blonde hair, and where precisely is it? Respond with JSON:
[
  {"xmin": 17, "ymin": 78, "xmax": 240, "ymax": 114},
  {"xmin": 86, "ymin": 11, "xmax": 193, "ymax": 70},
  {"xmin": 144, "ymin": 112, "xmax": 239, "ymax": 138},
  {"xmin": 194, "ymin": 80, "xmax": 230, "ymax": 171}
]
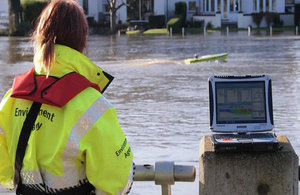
[{"xmin": 0, "ymin": 0, "xmax": 133, "ymax": 194}]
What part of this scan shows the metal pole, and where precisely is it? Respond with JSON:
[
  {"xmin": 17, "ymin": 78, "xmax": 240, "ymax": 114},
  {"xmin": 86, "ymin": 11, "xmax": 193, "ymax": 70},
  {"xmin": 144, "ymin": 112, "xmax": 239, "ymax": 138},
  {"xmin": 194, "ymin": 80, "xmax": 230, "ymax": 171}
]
[
  {"xmin": 182, "ymin": 27, "xmax": 184, "ymax": 37},
  {"xmin": 296, "ymin": 26, "xmax": 298, "ymax": 36},
  {"xmin": 170, "ymin": 27, "xmax": 172, "ymax": 37},
  {"xmin": 139, "ymin": 0, "xmax": 142, "ymax": 21},
  {"xmin": 270, "ymin": 26, "xmax": 272, "ymax": 36},
  {"xmin": 134, "ymin": 162, "xmax": 196, "ymax": 195},
  {"xmin": 161, "ymin": 184, "xmax": 171, "ymax": 195},
  {"xmin": 204, "ymin": 26, "xmax": 206, "ymax": 36}
]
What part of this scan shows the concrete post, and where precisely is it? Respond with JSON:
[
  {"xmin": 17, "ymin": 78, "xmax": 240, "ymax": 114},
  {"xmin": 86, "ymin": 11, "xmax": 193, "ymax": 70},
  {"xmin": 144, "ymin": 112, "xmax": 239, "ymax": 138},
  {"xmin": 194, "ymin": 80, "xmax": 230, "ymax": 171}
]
[
  {"xmin": 226, "ymin": 26, "xmax": 229, "ymax": 37},
  {"xmin": 199, "ymin": 135, "xmax": 298, "ymax": 195},
  {"xmin": 248, "ymin": 26, "xmax": 251, "ymax": 36}
]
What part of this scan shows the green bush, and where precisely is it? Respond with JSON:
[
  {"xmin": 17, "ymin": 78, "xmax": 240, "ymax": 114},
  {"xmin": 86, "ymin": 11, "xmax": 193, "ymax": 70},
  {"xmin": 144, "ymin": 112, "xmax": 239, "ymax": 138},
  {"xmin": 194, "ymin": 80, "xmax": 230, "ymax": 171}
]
[
  {"xmin": 265, "ymin": 12, "xmax": 274, "ymax": 27},
  {"xmin": 252, "ymin": 12, "xmax": 264, "ymax": 28},
  {"xmin": 166, "ymin": 17, "xmax": 183, "ymax": 33},
  {"xmin": 273, "ymin": 13, "xmax": 283, "ymax": 27},
  {"xmin": 175, "ymin": 2, "xmax": 187, "ymax": 26},
  {"xmin": 21, "ymin": 0, "xmax": 49, "ymax": 24},
  {"xmin": 192, "ymin": 20, "xmax": 204, "ymax": 28},
  {"xmin": 149, "ymin": 15, "xmax": 165, "ymax": 28},
  {"xmin": 15, "ymin": 22, "xmax": 32, "ymax": 36},
  {"xmin": 206, "ymin": 22, "xmax": 213, "ymax": 29},
  {"xmin": 295, "ymin": 4, "xmax": 300, "ymax": 26}
]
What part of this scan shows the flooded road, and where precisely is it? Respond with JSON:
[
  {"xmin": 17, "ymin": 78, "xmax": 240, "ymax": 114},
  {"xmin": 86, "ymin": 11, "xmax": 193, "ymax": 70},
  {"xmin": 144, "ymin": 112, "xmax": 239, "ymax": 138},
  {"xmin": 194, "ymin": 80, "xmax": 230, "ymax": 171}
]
[{"xmin": 0, "ymin": 31, "xmax": 300, "ymax": 194}]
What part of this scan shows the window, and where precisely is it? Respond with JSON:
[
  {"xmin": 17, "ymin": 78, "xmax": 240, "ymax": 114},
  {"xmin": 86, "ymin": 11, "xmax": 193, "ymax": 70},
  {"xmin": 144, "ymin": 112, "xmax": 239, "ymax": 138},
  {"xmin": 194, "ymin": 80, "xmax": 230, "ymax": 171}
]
[
  {"xmin": 230, "ymin": 0, "xmax": 234, "ymax": 11},
  {"xmin": 211, "ymin": 0, "xmax": 215, "ymax": 12},
  {"xmin": 260, "ymin": 0, "xmax": 263, "ymax": 12},
  {"xmin": 272, "ymin": 0, "xmax": 276, "ymax": 11},
  {"xmin": 189, "ymin": 1, "xmax": 197, "ymax": 11},
  {"xmin": 218, "ymin": 0, "xmax": 221, "ymax": 12}
]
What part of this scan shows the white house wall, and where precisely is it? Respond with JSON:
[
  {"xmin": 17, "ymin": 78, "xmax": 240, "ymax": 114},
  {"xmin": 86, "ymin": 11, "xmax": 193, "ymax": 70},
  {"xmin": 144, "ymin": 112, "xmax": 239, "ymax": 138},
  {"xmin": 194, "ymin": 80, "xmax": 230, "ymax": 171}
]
[
  {"xmin": 154, "ymin": 0, "xmax": 165, "ymax": 15},
  {"xmin": 118, "ymin": 1, "xmax": 127, "ymax": 24},
  {"xmin": 275, "ymin": 0, "xmax": 285, "ymax": 13},
  {"xmin": 87, "ymin": 0, "xmax": 101, "ymax": 21},
  {"xmin": 242, "ymin": 0, "xmax": 254, "ymax": 14},
  {"xmin": 280, "ymin": 14, "xmax": 294, "ymax": 26}
]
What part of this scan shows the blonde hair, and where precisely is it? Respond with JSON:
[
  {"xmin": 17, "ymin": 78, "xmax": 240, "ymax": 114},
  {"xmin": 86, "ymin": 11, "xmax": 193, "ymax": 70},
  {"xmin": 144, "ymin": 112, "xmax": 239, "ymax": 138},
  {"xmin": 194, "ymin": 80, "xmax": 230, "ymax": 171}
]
[{"xmin": 32, "ymin": 0, "xmax": 88, "ymax": 74}]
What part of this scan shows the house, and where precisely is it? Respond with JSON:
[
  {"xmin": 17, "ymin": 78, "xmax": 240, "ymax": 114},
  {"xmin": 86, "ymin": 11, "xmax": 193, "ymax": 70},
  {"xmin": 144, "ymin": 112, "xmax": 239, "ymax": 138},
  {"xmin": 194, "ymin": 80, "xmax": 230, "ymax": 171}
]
[
  {"xmin": 81, "ymin": 0, "xmax": 296, "ymax": 28},
  {"xmin": 77, "ymin": 0, "xmax": 127, "ymax": 24},
  {"xmin": 193, "ymin": 0, "xmax": 295, "ymax": 28}
]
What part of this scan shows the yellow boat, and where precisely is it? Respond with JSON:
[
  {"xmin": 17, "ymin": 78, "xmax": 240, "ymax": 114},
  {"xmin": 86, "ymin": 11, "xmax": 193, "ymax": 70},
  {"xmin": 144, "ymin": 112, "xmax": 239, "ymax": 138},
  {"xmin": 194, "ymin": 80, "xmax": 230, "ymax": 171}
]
[{"xmin": 184, "ymin": 53, "xmax": 228, "ymax": 64}]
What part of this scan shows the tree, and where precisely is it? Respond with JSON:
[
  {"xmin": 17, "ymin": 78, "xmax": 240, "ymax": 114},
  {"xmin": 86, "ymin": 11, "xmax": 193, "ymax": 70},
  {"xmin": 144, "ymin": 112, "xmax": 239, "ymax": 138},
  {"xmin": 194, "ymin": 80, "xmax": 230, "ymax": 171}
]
[
  {"xmin": 8, "ymin": 0, "xmax": 22, "ymax": 35},
  {"xmin": 106, "ymin": 0, "xmax": 126, "ymax": 33}
]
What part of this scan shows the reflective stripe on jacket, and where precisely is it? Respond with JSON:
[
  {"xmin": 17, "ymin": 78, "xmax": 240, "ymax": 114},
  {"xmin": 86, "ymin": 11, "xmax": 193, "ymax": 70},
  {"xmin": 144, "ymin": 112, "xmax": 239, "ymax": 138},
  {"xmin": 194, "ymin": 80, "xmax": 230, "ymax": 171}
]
[{"xmin": 0, "ymin": 44, "xmax": 133, "ymax": 195}]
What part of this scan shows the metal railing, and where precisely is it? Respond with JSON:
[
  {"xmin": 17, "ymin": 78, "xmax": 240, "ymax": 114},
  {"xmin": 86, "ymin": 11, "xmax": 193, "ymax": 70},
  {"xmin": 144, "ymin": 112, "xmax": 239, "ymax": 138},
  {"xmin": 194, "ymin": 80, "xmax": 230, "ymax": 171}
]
[{"xmin": 134, "ymin": 161, "xmax": 196, "ymax": 195}]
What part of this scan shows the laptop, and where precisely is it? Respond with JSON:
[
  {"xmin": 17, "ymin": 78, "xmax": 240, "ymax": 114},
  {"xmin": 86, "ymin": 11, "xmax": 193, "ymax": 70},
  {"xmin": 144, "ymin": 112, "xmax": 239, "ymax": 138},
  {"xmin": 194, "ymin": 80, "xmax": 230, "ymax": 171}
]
[{"xmin": 208, "ymin": 75, "xmax": 279, "ymax": 152}]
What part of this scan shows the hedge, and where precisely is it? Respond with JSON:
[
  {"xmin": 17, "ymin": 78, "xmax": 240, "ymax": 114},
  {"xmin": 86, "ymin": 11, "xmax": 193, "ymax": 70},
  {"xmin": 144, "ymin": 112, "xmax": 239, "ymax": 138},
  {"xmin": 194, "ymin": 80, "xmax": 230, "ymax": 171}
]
[
  {"xmin": 166, "ymin": 17, "xmax": 183, "ymax": 33},
  {"xmin": 175, "ymin": 2, "xmax": 187, "ymax": 24},
  {"xmin": 21, "ymin": 0, "xmax": 49, "ymax": 24},
  {"xmin": 149, "ymin": 15, "xmax": 165, "ymax": 28},
  {"xmin": 295, "ymin": 4, "xmax": 300, "ymax": 26}
]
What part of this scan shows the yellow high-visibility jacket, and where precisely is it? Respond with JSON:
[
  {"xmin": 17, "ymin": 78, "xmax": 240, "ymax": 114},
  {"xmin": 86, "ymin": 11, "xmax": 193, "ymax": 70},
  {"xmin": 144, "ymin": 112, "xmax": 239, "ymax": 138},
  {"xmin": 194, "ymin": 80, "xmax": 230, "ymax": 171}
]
[{"xmin": 0, "ymin": 44, "xmax": 133, "ymax": 195}]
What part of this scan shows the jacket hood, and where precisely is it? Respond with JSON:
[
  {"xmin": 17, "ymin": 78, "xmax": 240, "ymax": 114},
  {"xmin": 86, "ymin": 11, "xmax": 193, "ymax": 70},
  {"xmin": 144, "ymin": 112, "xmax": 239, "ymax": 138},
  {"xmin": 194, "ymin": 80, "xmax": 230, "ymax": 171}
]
[{"xmin": 34, "ymin": 44, "xmax": 113, "ymax": 93}]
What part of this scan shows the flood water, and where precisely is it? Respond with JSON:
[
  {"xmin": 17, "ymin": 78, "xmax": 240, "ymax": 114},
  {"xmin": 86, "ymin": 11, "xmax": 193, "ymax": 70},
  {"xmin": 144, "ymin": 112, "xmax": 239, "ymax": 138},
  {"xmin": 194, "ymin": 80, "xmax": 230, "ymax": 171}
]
[{"xmin": 0, "ymin": 31, "xmax": 300, "ymax": 194}]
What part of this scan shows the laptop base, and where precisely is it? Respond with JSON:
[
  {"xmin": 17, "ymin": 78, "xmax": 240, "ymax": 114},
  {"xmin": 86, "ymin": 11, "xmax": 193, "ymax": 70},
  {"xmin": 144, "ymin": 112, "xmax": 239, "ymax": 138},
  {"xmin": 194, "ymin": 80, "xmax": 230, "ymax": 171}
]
[{"xmin": 211, "ymin": 134, "xmax": 279, "ymax": 153}]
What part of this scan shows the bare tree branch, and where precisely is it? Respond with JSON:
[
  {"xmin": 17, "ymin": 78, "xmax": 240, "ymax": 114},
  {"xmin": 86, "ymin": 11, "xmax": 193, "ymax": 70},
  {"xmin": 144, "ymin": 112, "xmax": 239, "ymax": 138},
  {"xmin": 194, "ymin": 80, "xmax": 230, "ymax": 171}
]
[
  {"xmin": 115, "ymin": 3, "xmax": 125, "ymax": 12},
  {"xmin": 105, "ymin": 0, "xmax": 112, "ymax": 9}
]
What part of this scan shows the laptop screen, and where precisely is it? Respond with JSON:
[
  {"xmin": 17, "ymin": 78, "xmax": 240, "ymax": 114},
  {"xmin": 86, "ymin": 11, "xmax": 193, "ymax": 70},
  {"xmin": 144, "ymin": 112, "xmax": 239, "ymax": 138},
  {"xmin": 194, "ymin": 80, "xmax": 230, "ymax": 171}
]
[
  {"xmin": 216, "ymin": 81, "xmax": 266, "ymax": 124},
  {"xmin": 209, "ymin": 75, "xmax": 274, "ymax": 132}
]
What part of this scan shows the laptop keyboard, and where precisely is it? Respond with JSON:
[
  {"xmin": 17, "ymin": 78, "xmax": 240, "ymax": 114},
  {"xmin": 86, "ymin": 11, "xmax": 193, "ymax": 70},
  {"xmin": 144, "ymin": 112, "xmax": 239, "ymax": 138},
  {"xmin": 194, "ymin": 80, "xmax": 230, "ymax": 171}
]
[{"xmin": 213, "ymin": 133, "xmax": 275, "ymax": 140}]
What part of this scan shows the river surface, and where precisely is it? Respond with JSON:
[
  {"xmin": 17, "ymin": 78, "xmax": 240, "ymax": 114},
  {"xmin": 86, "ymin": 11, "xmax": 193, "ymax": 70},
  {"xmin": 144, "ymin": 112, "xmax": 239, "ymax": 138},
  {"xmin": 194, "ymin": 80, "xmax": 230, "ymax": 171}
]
[{"xmin": 0, "ymin": 31, "xmax": 300, "ymax": 194}]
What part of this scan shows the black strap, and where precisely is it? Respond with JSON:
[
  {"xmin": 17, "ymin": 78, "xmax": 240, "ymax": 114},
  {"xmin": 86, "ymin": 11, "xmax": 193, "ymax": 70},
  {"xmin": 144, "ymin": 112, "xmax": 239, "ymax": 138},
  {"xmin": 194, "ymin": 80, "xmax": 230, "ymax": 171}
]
[
  {"xmin": 14, "ymin": 101, "xmax": 95, "ymax": 195},
  {"xmin": 14, "ymin": 102, "xmax": 42, "ymax": 193},
  {"xmin": 18, "ymin": 182, "xmax": 95, "ymax": 195}
]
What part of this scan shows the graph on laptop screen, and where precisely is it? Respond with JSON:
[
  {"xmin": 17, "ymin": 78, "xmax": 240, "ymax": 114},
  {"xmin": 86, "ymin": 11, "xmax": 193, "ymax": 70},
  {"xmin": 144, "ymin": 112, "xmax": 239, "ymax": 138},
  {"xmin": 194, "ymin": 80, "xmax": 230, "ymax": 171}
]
[{"xmin": 216, "ymin": 81, "xmax": 266, "ymax": 124}]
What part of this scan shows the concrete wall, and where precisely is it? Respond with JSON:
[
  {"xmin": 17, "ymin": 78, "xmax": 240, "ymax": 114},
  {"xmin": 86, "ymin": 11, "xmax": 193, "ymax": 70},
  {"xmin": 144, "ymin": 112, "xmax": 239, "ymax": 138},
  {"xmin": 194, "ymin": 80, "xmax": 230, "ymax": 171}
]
[
  {"xmin": 280, "ymin": 14, "xmax": 294, "ymax": 26},
  {"xmin": 238, "ymin": 13, "xmax": 269, "ymax": 28},
  {"xmin": 193, "ymin": 14, "xmax": 221, "ymax": 28},
  {"xmin": 238, "ymin": 13, "xmax": 255, "ymax": 28}
]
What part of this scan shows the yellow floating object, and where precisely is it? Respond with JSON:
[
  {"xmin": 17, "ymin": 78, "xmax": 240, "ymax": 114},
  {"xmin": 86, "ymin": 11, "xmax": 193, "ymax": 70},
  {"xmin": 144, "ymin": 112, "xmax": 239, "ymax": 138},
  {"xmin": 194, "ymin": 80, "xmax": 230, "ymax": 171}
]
[{"xmin": 184, "ymin": 53, "xmax": 229, "ymax": 64}]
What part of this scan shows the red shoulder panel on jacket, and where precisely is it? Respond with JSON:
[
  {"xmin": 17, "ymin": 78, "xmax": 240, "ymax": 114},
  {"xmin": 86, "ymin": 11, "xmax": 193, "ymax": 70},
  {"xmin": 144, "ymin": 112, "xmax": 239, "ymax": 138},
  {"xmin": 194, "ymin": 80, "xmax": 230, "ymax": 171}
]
[{"xmin": 11, "ymin": 68, "xmax": 101, "ymax": 107}]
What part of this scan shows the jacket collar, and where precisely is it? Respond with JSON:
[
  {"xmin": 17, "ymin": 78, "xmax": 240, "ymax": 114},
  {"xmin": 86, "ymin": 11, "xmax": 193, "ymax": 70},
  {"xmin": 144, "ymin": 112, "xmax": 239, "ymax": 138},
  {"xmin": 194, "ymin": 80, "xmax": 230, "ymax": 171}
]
[{"xmin": 34, "ymin": 44, "xmax": 113, "ymax": 93}]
